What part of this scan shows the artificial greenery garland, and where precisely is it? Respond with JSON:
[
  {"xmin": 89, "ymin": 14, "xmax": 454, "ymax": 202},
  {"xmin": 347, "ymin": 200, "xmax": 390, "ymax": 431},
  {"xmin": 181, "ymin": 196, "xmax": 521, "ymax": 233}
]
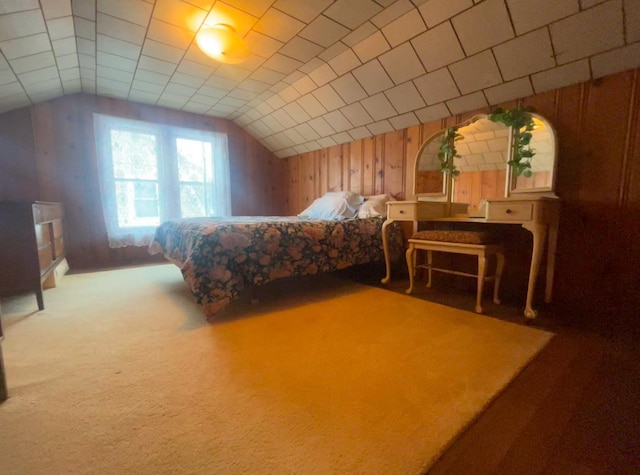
[
  {"xmin": 489, "ymin": 107, "xmax": 537, "ymax": 177},
  {"xmin": 438, "ymin": 127, "xmax": 464, "ymax": 176}
]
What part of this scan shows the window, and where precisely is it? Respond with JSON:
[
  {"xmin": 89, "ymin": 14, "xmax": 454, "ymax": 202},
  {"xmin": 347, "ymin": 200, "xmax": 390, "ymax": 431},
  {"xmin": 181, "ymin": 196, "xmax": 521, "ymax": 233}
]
[{"xmin": 93, "ymin": 114, "xmax": 231, "ymax": 248}]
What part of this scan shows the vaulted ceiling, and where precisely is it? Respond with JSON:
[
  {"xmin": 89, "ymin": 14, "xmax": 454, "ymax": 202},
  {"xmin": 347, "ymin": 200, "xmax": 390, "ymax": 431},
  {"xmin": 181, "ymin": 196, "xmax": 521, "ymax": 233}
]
[{"xmin": 1, "ymin": 0, "xmax": 638, "ymax": 158}]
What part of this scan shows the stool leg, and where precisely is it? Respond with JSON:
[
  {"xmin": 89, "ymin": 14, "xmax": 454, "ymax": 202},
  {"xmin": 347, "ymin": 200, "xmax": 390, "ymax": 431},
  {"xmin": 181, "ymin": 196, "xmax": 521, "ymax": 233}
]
[
  {"xmin": 476, "ymin": 254, "xmax": 487, "ymax": 313},
  {"xmin": 405, "ymin": 246, "xmax": 415, "ymax": 294},
  {"xmin": 426, "ymin": 250, "xmax": 433, "ymax": 288},
  {"xmin": 494, "ymin": 252, "xmax": 505, "ymax": 305}
]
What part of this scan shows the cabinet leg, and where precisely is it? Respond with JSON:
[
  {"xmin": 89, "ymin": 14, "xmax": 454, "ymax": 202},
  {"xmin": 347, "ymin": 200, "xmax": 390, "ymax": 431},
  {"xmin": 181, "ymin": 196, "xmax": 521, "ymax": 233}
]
[{"xmin": 36, "ymin": 289, "xmax": 44, "ymax": 311}]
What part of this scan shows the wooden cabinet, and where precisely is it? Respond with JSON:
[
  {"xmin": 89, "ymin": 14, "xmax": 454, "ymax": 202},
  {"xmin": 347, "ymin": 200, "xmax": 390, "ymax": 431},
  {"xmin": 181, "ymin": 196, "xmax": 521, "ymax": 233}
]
[{"xmin": 0, "ymin": 201, "xmax": 66, "ymax": 310}]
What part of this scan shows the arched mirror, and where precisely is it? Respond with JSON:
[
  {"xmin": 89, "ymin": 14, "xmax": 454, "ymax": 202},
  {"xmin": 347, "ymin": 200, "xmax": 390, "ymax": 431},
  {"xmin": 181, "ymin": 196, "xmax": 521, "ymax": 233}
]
[
  {"xmin": 413, "ymin": 110, "xmax": 558, "ymax": 214},
  {"xmin": 413, "ymin": 130, "xmax": 448, "ymax": 199},
  {"xmin": 507, "ymin": 114, "xmax": 558, "ymax": 195}
]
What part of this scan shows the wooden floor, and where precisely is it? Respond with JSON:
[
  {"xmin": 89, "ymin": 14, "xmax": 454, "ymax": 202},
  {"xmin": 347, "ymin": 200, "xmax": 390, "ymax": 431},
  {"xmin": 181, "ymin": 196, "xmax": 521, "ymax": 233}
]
[{"xmin": 341, "ymin": 265, "xmax": 640, "ymax": 475}]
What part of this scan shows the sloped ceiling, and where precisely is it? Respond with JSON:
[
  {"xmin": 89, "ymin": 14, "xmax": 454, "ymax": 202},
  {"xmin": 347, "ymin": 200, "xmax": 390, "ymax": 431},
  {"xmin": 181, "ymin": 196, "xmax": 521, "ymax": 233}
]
[{"xmin": 0, "ymin": 0, "xmax": 639, "ymax": 158}]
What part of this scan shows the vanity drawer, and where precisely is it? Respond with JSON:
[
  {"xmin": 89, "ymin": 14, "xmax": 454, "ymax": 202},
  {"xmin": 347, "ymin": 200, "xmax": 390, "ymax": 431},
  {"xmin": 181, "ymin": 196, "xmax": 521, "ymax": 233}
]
[
  {"xmin": 486, "ymin": 202, "xmax": 533, "ymax": 221},
  {"xmin": 387, "ymin": 202, "xmax": 420, "ymax": 220}
]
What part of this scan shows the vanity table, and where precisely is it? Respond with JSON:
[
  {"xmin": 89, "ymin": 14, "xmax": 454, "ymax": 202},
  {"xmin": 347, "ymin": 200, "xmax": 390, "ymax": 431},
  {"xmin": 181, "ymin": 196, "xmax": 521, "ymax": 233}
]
[
  {"xmin": 382, "ymin": 111, "xmax": 560, "ymax": 319},
  {"xmin": 381, "ymin": 197, "xmax": 559, "ymax": 318}
]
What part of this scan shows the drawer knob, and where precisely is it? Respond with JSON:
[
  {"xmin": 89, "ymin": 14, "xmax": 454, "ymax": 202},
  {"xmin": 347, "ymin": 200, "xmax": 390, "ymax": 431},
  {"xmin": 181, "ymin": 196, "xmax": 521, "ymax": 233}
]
[
  {"xmin": 505, "ymin": 209, "xmax": 512, "ymax": 214},
  {"xmin": 399, "ymin": 210, "xmax": 405, "ymax": 214}
]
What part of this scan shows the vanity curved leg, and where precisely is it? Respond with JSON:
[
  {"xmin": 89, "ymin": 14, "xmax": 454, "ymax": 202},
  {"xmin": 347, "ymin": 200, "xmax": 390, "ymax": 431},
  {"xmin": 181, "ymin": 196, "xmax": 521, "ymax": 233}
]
[
  {"xmin": 476, "ymin": 255, "xmax": 487, "ymax": 314},
  {"xmin": 522, "ymin": 223, "xmax": 548, "ymax": 319},
  {"xmin": 405, "ymin": 245, "xmax": 415, "ymax": 294},
  {"xmin": 494, "ymin": 251, "xmax": 505, "ymax": 305},
  {"xmin": 381, "ymin": 218, "xmax": 394, "ymax": 284}
]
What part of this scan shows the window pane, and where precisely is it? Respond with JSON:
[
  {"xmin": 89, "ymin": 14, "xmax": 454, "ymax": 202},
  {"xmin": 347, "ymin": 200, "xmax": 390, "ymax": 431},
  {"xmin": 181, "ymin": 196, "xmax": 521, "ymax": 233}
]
[
  {"xmin": 176, "ymin": 138, "xmax": 212, "ymax": 183},
  {"xmin": 180, "ymin": 183, "xmax": 206, "ymax": 218},
  {"xmin": 115, "ymin": 180, "xmax": 160, "ymax": 227},
  {"xmin": 111, "ymin": 130, "xmax": 158, "ymax": 180}
]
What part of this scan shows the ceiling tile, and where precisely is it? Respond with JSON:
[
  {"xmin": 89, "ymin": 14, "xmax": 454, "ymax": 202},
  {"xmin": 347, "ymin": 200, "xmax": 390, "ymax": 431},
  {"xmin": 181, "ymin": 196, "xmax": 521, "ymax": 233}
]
[
  {"xmin": 299, "ymin": 15, "xmax": 351, "ymax": 48},
  {"xmin": 493, "ymin": 28, "xmax": 555, "ymax": 81},
  {"xmin": 411, "ymin": 21, "xmax": 464, "ymax": 72},
  {"xmin": 262, "ymin": 53, "xmax": 303, "ymax": 74},
  {"xmin": 506, "ymin": 0, "xmax": 578, "ymax": 36},
  {"xmin": 626, "ymin": 0, "xmax": 640, "ymax": 42},
  {"xmin": 223, "ymin": 0, "xmax": 273, "ymax": 17},
  {"xmin": 10, "ymin": 51, "xmax": 56, "ymax": 74},
  {"xmin": 271, "ymin": 108, "xmax": 297, "ymax": 128},
  {"xmin": 52, "ymin": 36, "xmax": 77, "ymax": 55},
  {"xmin": 381, "ymin": 8, "xmax": 426, "ymax": 47},
  {"xmin": 254, "ymin": 8, "xmax": 304, "ymax": 43},
  {"xmin": 591, "ymin": 43, "xmax": 640, "ymax": 79},
  {"xmin": 47, "ymin": 17, "xmax": 75, "ymax": 40},
  {"xmin": 97, "ymin": 13, "xmax": 147, "ymax": 45},
  {"xmin": 172, "ymin": 72, "xmax": 206, "ymax": 88},
  {"xmin": 312, "ymin": 84, "xmax": 346, "ymax": 111},
  {"xmin": 340, "ymin": 102, "xmax": 372, "ymax": 126},
  {"xmin": 0, "ymin": 0, "xmax": 39, "ymax": 15},
  {"xmin": 378, "ymin": 42, "xmax": 425, "ymax": 84},
  {"xmin": 297, "ymin": 93, "xmax": 327, "ymax": 117},
  {"xmin": 98, "ymin": 0, "xmax": 153, "ymax": 26},
  {"xmin": 72, "ymin": 0, "xmax": 96, "ymax": 21},
  {"xmin": 97, "ymin": 51, "xmax": 137, "ymax": 72},
  {"xmin": 308, "ymin": 116, "xmax": 336, "ymax": 136},
  {"xmin": 452, "ymin": 0, "xmax": 514, "ymax": 56},
  {"xmin": 139, "ymin": 55, "xmax": 178, "ymax": 75},
  {"xmin": 446, "ymin": 91, "xmax": 486, "ymax": 115},
  {"xmin": 272, "ymin": 0, "xmax": 333, "ymax": 23},
  {"xmin": 550, "ymin": 1, "xmax": 624, "ymax": 65},
  {"xmin": 283, "ymin": 101, "xmax": 312, "ymax": 122},
  {"xmin": 366, "ymin": 120, "xmax": 394, "ymax": 135},
  {"xmin": 42, "ymin": 0, "xmax": 72, "ymax": 19},
  {"xmin": 142, "ymin": 39, "xmax": 185, "ymax": 63},
  {"xmin": 360, "ymin": 92, "xmax": 397, "ymax": 120},
  {"xmin": 57, "ymin": 53, "xmax": 80, "ymax": 70},
  {"xmin": 483, "ymin": 77, "xmax": 533, "ymax": 105},
  {"xmin": 279, "ymin": 36, "xmax": 324, "ymax": 63},
  {"xmin": 250, "ymin": 67, "xmax": 286, "ymax": 85},
  {"xmin": 134, "ymin": 69, "xmax": 171, "ymax": 86},
  {"xmin": 449, "ymin": 50, "xmax": 502, "ymax": 94},
  {"xmin": 146, "ymin": 19, "xmax": 193, "ymax": 50},
  {"xmin": 389, "ymin": 112, "xmax": 420, "ymax": 130},
  {"xmin": 309, "ymin": 63, "xmax": 337, "ymax": 86},
  {"xmin": 318, "ymin": 42, "xmax": 349, "ymax": 62},
  {"xmin": 324, "ymin": 0, "xmax": 383, "ymax": 30},
  {"xmin": 353, "ymin": 31, "xmax": 390, "ymax": 63},
  {"xmin": 164, "ymin": 82, "xmax": 197, "ymax": 96},
  {"xmin": 176, "ymin": 59, "xmax": 214, "ymax": 78},
  {"xmin": 196, "ymin": 85, "xmax": 227, "ymax": 98},
  {"xmin": 413, "ymin": 68, "xmax": 460, "ymax": 104},
  {"xmin": 0, "ymin": 10, "xmax": 46, "ymax": 42},
  {"xmin": 0, "ymin": 33, "xmax": 52, "ymax": 59},
  {"xmin": 371, "ymin": 0, "xmax": 415, "ymax": 28},
  {"xmin": 323, "ymin": 109, "xmax": 352, "ymax": 131},
  {"xmin": 292, "ymin": 76, "xmax": 316, "ymax": 95},
  {"xmin": 384, "ymin": 81, "xmax": 426, "ymax": 113},
  {"xmin": 418, "ymin": 0, "xmax": 472, "ymax": 28},
  {"xmin": 352, "ymin": 59, "xmax": 394, "ymax": 95},
  {"xmin": 531, "ymin": 59, "xmax": 590, "ymax": 93},
  {"xmin": 329, "ymin": 49, "xmax": 361, "ymax": 76},
  {"xmin": 152, "ymin": 0, "xmax": 206, "ymax": 30},
  {"xmin": 19, "ymin": 66, "xmax": 61, "ymax": 85},
  {"xmin": 97, "ymin": 65, "xmax": 134, "ymax": 83},
  {"xmin": 294, "ymin": 122, "xmax": 321, "ymax": 141},
  {"xmin": 342, "ymin": 22, "xmax": 378, "ymax": 47},
  {"xmin": 0, "ymin": 70, "xmax": 17, "ymax": 87},
  {"xmin": 75, "ymin": 17, "xmax": 96, "ymax": 40},
  {"xmin": 349, "ymin": 125, "xmax": 374, "ymax": 140},
  {"xmin": 331, "ymin": 73, "xmax": 368, "ymax": 103}
]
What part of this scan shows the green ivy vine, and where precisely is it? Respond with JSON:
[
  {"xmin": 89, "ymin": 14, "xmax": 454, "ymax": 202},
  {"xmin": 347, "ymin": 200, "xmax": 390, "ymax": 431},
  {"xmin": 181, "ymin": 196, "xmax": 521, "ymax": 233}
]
[
  {"xmin": 438, "ymin": 127, "xmax": 464, "ymax": 176},
  {"xmin": 488, "ymin": 107, "xmax": 536, "ymax": 177}
]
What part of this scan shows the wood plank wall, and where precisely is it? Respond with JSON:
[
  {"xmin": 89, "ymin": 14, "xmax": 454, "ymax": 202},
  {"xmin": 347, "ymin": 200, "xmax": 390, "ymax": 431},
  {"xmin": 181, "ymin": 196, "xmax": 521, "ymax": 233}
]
[
  {"xmin": 0, "ymin": 93, "xmax": 288, "ymax": 271},
  {"xmin": 285, "ymin": 68, "xmax": 640, "ymax": 332}
]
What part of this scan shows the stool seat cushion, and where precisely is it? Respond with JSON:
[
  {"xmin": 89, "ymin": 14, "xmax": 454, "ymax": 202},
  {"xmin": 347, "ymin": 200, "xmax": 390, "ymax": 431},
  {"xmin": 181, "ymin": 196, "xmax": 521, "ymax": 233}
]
[{"xmin": 411, "ymin": 230, "xmax": 498, "ymax": 245}]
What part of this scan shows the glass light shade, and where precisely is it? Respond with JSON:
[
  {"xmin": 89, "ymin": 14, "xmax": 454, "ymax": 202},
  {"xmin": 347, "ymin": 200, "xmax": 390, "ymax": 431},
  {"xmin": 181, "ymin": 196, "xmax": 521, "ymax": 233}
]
[{"xmin": 196, "ymin": 24, "xmax": 250, "ymax": 64}]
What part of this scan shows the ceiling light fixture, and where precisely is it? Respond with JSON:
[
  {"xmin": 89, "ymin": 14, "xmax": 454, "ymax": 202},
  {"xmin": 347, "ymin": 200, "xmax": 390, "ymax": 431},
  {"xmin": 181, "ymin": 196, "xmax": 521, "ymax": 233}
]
[{"xmin": 196, "ymin": 24, "xmax": 250, "ymax": 64}]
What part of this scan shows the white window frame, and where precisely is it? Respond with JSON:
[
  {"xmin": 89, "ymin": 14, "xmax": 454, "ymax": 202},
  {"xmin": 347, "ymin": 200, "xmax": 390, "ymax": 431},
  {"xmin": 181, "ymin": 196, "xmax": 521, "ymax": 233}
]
[{"xmin": 93, "ymin": 113, "xmax": 231, "ymax": 248}]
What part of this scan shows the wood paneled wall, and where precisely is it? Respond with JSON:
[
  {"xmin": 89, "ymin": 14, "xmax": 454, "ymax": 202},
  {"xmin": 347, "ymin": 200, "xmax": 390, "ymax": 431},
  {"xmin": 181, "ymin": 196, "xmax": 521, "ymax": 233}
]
[
  {"xmin": 0, "ymin": 93, "xmax": 288, "ymax": 270},
  {"xmin": 285, "ymin": 68, "xmax": 640, "ymax": 332}
]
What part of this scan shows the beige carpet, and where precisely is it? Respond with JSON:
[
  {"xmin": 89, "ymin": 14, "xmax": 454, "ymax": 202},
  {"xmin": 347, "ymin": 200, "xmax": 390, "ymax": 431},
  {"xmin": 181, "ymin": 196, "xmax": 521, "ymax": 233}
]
[{"xmin": 0, "ymin": 264, "xmax": 553, "ymax": 475}]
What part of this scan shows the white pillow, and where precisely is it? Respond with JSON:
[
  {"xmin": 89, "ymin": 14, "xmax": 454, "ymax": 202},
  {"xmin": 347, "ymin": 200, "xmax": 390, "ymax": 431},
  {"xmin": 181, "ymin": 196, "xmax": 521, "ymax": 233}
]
[
  {"xmin": 298, "ymin": 191, "xmax": 364, "ymax": 220},
  {"xmin": 357, "ymin": 194, "xmax": 395, "ymax": 218}
]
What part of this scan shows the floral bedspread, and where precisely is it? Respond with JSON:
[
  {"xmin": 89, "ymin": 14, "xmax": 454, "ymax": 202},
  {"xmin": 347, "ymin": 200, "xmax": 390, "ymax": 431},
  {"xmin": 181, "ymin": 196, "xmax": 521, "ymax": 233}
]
[{"xmin": 149, "ymin": 216, "xmax": 404, "ymax": 320}]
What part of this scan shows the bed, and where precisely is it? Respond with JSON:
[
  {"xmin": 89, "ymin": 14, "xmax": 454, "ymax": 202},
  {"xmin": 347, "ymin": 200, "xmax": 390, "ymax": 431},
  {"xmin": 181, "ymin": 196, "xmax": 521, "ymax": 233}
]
[{"xmin": 149, "ymin": 215, "xmax": 404, "ymax": 320}]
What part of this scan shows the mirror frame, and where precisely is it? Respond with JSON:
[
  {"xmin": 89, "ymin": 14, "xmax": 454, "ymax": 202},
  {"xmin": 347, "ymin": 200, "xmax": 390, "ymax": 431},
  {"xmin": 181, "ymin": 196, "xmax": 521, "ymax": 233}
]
[
  {"xmin": 506, "ymin": 112, "xmax": 559, "ymax": 197},
  {"xmin": 413, "ymin": 111, "xmax": 559, "ymax": 203},
  {"xmin": 413, "ymin": 128, "xmax": 449, "ymax": 201}
]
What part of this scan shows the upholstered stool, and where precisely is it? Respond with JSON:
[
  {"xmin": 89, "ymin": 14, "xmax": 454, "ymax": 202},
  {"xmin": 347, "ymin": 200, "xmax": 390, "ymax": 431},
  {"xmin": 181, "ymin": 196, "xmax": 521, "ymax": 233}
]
[{"xmin": 405, "ymin": 230, "xmax": 505, "ymax": 314}]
